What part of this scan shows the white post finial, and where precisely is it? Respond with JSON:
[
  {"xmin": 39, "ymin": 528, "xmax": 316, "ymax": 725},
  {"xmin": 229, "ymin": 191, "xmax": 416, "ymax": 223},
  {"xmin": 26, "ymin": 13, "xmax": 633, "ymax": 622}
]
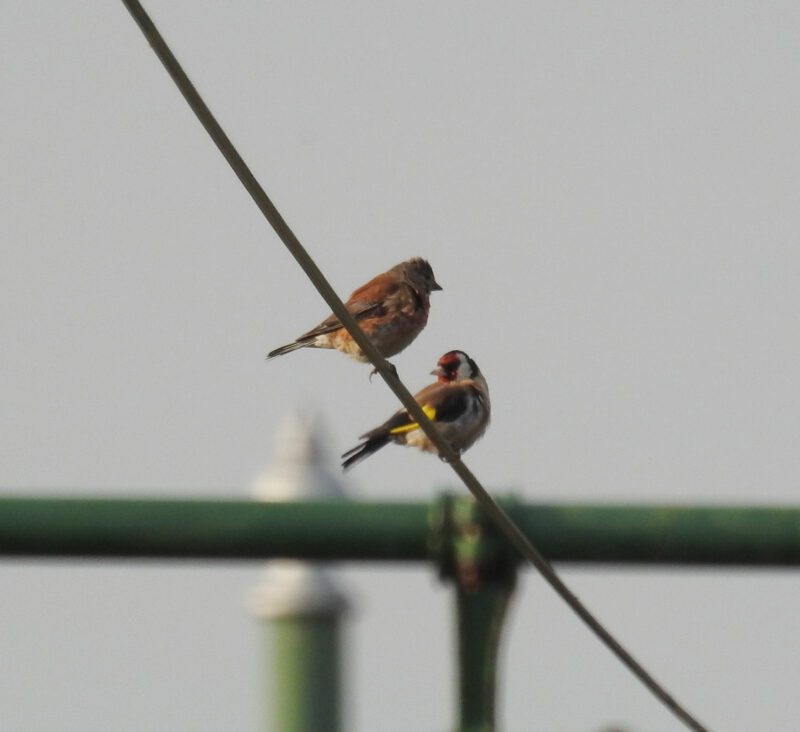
[
  {"xmin": 251, "ymin": 411, "xmax": 347, "ymax": 503},
  {"xmin": 248, "ymin": 411, "xmax": 350, "ymax": 620}
]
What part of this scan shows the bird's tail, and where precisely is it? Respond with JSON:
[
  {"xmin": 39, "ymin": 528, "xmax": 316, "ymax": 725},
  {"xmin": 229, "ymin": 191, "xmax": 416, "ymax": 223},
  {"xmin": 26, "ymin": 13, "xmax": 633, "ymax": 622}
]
[
  {"xmin": 266, "ymin": 340, "xmax": 309, "ymax": 360},
  {"xmin": 341, "ymin": 435, "xmax": 390, "ymax": 470}
]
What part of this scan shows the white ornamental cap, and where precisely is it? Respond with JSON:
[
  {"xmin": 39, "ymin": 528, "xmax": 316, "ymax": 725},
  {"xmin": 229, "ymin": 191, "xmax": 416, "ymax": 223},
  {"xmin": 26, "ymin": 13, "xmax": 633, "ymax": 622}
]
[{"xmin": 251, "ymin": 411, "xmax": 347, "ymax": 502}]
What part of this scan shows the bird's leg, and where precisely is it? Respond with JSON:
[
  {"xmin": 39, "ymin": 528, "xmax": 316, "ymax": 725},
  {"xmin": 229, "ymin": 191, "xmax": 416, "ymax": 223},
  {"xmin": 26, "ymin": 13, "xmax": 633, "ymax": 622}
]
[
  {"xmin": 369, "ymin": 361, "xmax": 398, "ymax": 382},
  {"xmin": 439, "ymin": 447, "xmax": 461, "ymax": 464}
]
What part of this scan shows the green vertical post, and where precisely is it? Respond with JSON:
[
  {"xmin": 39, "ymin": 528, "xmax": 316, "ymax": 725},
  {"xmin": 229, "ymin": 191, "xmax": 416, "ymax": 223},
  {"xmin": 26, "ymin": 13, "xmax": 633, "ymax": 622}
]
[
  {"xmin": 251, "ymin": 565, "xmax": 347, "ymax": 732},
  {"xmin": 248, "ymin": 413, "xmax": 349, "ymax": 732},
  {"xmin": 271, "ymin": 616, "xmax": 343, "ymax": 730},
  {"xmin": 431, "ymin": 494, "xmax": 518, "ymax": 732}
]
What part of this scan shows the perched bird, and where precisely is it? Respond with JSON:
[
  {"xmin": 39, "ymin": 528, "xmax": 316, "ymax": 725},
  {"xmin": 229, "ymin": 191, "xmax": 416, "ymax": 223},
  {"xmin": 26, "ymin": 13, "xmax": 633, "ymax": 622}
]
[
  {"xmin": 341, "ymin": 350, "xmax": 490, "ymax": 469},
  {"xmin": 267, "ymin": 258, "xmax": 442, "ymax": 364}
]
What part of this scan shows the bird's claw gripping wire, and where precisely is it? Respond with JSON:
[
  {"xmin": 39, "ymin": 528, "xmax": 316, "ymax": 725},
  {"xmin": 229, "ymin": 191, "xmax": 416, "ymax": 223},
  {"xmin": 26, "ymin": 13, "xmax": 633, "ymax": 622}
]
[{"xmin": 370, "ymin": 361, "xmax": 397, "ymax": 382}]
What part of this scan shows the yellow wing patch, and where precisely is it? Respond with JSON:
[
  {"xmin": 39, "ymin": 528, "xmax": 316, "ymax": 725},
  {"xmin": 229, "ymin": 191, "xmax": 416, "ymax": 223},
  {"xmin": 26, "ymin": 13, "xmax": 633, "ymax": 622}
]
[{"xmin": 388, "ymin": 404, "xmax": 437, "ymax": 434}]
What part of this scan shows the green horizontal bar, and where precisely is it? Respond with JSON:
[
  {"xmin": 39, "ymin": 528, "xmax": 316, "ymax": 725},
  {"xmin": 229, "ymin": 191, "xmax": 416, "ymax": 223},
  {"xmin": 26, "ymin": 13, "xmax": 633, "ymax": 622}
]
[
  {"xmin": 0, "ymin": 497, "xmax": 429, "ymax": 561},
  {"xmin": 1, "ymin": 496, "xmax": 800, "ymax": 566},
  {"xmin": 513, "ymin": 503, "xmax": 800, "ymax": 566}
]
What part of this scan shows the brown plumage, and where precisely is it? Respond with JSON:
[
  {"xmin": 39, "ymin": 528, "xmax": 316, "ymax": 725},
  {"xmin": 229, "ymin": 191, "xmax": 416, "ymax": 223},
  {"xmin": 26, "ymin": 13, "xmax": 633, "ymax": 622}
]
[{"xmin": 267, "ymin": 258, "xmax": 442, "ymax": 364}]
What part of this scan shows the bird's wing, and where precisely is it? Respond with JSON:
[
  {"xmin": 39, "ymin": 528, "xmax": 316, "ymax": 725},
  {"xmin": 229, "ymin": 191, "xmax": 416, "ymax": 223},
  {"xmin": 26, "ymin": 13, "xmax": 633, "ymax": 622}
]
[
  {"xmin": 298, "ymin": 298, "xmax": 388, "ymax": 340},
  {"xmin": 360, "ymin": 384, "xmax": 471, "ymax": 440}
]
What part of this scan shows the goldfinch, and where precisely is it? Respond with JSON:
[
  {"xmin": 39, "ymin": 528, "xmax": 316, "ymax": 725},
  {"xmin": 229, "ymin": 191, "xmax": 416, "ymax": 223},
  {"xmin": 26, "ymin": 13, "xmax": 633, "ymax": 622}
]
[
  {"xmin": 267, "ymin": 258, "xmax": 442, "ymax": 364},
  {"xmin": 341, "ymin": 350, "xmax": 490, "ymax": 469}
]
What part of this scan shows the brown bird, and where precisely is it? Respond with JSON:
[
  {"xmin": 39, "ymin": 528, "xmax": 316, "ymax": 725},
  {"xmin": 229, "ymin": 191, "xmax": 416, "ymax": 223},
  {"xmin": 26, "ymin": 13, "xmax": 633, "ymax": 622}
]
[
  {"xmin": 267, "ymin": 258, "xmax": 441, "ymax": 365},
  {"xmin": 341, "ymin": 350, "xmax": 490, "ymax": 469},
  {"xmin": 267, "ymin": 258, "xmax": 442, "ymax": 365}
]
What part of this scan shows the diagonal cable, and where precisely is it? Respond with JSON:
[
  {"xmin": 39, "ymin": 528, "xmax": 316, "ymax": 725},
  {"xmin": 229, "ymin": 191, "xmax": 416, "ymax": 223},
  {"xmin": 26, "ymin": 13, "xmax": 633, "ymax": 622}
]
[{"xmin": 119, "ymin": 2, "xmax": 710, "ymax": 730}]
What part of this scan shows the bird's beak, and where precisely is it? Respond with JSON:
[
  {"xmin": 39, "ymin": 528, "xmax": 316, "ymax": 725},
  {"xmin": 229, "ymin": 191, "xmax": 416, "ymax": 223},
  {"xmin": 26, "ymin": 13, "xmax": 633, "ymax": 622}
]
[
  {"xmin": 430, "ymin": 366, "xmax": 445, "ymax": 377},
  {"xmin": 431, "ymin": 281, "xmax": 443, "ymax": 292}
]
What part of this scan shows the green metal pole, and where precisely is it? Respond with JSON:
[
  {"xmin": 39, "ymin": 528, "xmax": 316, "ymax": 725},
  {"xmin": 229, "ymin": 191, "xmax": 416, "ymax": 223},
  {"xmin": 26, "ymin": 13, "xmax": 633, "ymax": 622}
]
[
  {"xmin": 0, "ymin": 497, "xmax": 429, "ymax": 560},
  {"xmin": 4, "ymin": 496, "xmax": 800, "ymax": 565},
  {"xmin": 455, "ymin": 583, "xmax": 514, "ymax": 731},
  {"xmin": 247, "ymin": 414, "xmax": 349, "ymax": 732},
  {"xmin": 432, "ymin": 495, "xmax": 518, "ymax": 731},
  {"xmin": 249, "ymin": 565, "xmax": 347, "ymax": 732},
  {"xmin": 271, "ymin": 618, "xmax": 342, "ymax": 731}
]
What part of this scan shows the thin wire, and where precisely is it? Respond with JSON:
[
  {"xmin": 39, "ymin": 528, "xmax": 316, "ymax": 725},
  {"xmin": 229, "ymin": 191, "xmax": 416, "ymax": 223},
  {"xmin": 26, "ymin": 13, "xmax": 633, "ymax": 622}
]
[{"xmin": 119, "ymin": 3, "xmax": 710, "ymax": 730}]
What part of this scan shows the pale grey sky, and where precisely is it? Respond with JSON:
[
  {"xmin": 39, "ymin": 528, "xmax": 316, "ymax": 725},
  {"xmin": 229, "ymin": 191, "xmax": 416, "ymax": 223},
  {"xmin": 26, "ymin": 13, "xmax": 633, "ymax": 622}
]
[{"xmin": 2, "ymin": 2, "xmax": 800, "ymax": 730}]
